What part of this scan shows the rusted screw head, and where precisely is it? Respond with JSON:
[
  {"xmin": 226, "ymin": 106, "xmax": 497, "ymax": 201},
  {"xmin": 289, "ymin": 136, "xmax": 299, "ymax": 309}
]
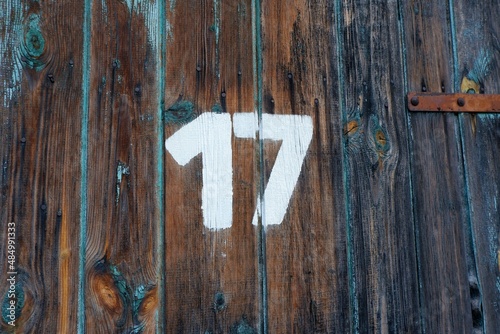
[
  {"xmin": 457, "ymin": 97, "xmax": 466, "ymax": 107},
  {"xmin": 410, "ymin": 96, "xmax": 419, "ymax": 106}
]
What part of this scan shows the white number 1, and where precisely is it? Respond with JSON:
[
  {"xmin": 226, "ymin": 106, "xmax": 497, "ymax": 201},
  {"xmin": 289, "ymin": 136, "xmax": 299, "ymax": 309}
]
[{"xmin": 165, "ymin": 112, "xmax": 313, "ymax": 230}]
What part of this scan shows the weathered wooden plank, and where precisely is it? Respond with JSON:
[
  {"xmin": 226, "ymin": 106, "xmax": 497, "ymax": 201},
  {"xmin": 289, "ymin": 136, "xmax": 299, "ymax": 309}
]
[
  {"xmin": 260, "ymin": 0, "xmax": 349, "ymax": 331},
  {"xmin": 454, "ymin": 0, "xmax": 500, "ymax": 331},
  {"xmin": 402, "ymin": 0, "xmax": 474, "ymax": 332},
  {"xmin": 163, "ymin": 0, "xmax": 260, "ymax": 332},
  {"xmin": 0, "ymin": 0, "xmax": 83, "ymax": 332},
  {"xmin": 339, "ymin": 0, "xmax": 420, "ymax": 332},
  {"xmin": 84, "ymin": 1, "xmax": 161, "ymax": 332}
]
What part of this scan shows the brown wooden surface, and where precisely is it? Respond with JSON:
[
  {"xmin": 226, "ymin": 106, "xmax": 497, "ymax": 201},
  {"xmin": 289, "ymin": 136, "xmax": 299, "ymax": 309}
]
[
  {"xmin": 163, "ymin": 0, "xmax": 260, "ymax": 332},
  {"xmin": 454, "ymin": 0, "xmax": 500, "ymax": 331},
  {"xmin": 1, "ymin": 0, "xmax": 499, "ymax": 332},
  {"xmin": 84, "ymin": 1, "xmax": 161, "ymax": 332},
  {"xmin": 260, "ymin": 0, "xmax": 349, "ymax": 332},
  {"xmin": 0, "ymin": 0, "xmax": 83, "ymax": 332},
  {"xmin": 340, "ymin": 0, "xmax": 420, "ymax": 332},
  {"xmin": 403, "ymin": 1, "xmax": 475, "ymax": 332}
]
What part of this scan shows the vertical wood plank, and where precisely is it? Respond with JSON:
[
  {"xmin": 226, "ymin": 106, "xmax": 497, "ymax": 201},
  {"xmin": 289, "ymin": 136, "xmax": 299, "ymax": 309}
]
[
  {"xmin": 402, "ymin": 0, "xmax": 474, "ymax": 332},
  {"xmin": 454, "ymin": 1, "xmax": 500, "ymax": 331},
  {"xmin": 85, "ymin": 0, "xmax": 161, "ymax": 332},
  {"xmin": 339, "ymin": 0, "xmax": 420, "ymax": 332},
  {"xmin": 260, "ymin": 0, "xmax": 350, "ymax": 331},
  {"xmin": 0, "ymin": 0, "xmax": 83, "ymax": 332},
  {"xmin": 163, "ymin": 0, "xmax": 260, "ymax": 332}
]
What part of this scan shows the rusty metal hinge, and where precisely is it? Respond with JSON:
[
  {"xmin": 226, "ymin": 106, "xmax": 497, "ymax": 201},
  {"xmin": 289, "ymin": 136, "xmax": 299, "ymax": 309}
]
[{"xmin": 407, "ymin": 92, "xmax": 500, "ymax": 113}]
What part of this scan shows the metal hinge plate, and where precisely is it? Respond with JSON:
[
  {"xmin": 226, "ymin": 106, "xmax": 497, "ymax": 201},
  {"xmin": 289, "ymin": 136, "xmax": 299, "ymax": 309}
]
[{"xmin": 407, "ymin": 92, "xmax": 500, "ymax": 113}]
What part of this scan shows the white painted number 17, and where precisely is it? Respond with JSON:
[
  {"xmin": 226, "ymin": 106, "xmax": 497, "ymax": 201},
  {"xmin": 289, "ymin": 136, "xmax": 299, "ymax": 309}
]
[{"xmin": 165, "ymin": 112, "xmax": 313, "ymax": 230}]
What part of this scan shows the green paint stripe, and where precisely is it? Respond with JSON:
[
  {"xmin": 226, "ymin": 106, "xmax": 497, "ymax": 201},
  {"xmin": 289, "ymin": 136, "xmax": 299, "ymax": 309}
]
[
  {"xmin": 156, "ymin": 0, "xmax": 166, "ymax": 331},
  {"xmin": 252, "ymin": 0, "xmax": 267, "ymax": 332},
  {"xmin": 78, "ymin": 0, "xmax": 92, "ymax": 332}
]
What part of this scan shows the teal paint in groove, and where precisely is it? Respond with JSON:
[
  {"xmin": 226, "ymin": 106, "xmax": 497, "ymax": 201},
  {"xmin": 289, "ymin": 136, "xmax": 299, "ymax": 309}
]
[
  {"xmin": 156, "ymin": 0, "xmax": 166, "ymax": 331},
  {"xmin": 213, "ymin": 0, "xmax": 221, "ymax": 79},
  {"xmin": 78, "ymin": 0, "xmax": 92, "ymax": 331},
  {"xmin": 251, "ymin": 0, "xmax": 267, "ymax": 332}
]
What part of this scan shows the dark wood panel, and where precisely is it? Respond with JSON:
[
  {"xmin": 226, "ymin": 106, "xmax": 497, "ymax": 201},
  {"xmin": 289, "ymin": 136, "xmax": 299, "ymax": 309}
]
[
  {"xmin": 163, "ymin": 0, "xmax": 260, "ymax": 332},
  {"xmin": 0, "ymin": 0, "xmax": 83, "ymax": 332},
  {"xmin": 454, "ymin": 0, "xmax": 500, "ymax": 331},
  {"xmin": 339, "ymin": 0, "xmax": 419, "ymax": 332},
  {"xmin": 402, "ymin": 0, "xmax": 474, "ymax": 332},
  {"xmin": 260, "ymin": 0, "xmax": 349, "ymax": 331},
  {"xmin": 85, "ymin": 2, "xmax": 161, "ymax": 332}
]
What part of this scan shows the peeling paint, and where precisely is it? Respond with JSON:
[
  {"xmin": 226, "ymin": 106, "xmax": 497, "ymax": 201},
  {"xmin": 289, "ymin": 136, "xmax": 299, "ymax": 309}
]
[
  {"xmin": 0, "ymin": 0, "xmax": 23, "ymax": 107},
  {"xmin": 116, "ymin": 161, "xmax": 130, "ymax": 205},
  {"xmin": 123, "ymin": 0, "xmax": 160, "ymax": 54}
]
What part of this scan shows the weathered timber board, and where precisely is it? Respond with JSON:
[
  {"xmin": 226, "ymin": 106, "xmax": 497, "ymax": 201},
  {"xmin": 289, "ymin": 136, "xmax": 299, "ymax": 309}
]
[
  {"xmin": 0, "ymin": 0, "xmax": 83, "ymax": 332},
  {"xmin": 340, "ymin": 0, "xmax": 419, "ymax": 332},
  {"xmin": 402, "ymin": 0, "xmax": 475, "ymax": 332},
  {"xmin": 260, "ymin": 0, "xmax": 349, "ymax": 332},
  {"xmin": 84, "ymin": 1, "xmax": 161, "ymax": 332},
  {"xmin": 1, "ymin": 0, "xmax": 500, "ymax": 332},
  {"xmin": 163, "ymin": 0, "xmax": 260, "ymax": 332},
  {"xmin": 454, "ymin": 0, "xmax": 500, "ymax": 331}
]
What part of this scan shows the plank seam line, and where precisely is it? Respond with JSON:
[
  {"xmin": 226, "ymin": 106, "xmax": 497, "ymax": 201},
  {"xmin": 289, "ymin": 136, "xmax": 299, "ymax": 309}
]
[
  {"xmin": 334, "ymin": 0, "xmax": 358, "ymax": 332},
  {"xmin": 156, "ymin": 0, "xmax": 166, "ymax": 331},
  {"xmin": 78, "ymin": 0, "xmax": 92, "ymax": 331},
  {"xmin": 449, "ymin": 0, "xmax": 484, "ymax": 331},
  {"xmin": 396, "ymin": 0, "xmax": 426, "ymax": 332}
]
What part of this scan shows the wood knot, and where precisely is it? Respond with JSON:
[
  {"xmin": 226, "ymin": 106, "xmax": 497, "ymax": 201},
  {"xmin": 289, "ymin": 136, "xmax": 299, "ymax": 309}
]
[
  {"xmin": 164, "ymin": 100, "xmax": 196, "ymax": 124},
  {"xmin": 374, "ymin": 128, "xmax": 388, "ymax": 152},
  {"xmin": 2, "ymin": 281, "xmax": 25, "ymax": 325},
  {"xmin": 90, "ymin": 260, "xmax": 128, "ymax": 323},
  {"xmin": 133, "ymin": 285, "xmax": 158, "ymax": 320},
  {"xmin": 92, "ymin": 273, "xmax": 123, "ymax": 316},
  {"xmin": 19, "ymin": 14, "xmax": 48, "ymax": 71},
  {"xmin": 343, "ymin": 120, "xmax": 359, "ymax": 136},
  {"xmin": 213, "ymin": 292, "xmax": 226, "ymax": 312}
]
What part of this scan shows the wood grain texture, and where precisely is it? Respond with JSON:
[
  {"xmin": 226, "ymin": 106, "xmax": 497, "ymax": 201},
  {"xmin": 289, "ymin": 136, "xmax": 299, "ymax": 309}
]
[
  {"xmin": 402, "ymin": 0, "xmax": 474, "ymax": 332},
  {"xmin": 454, "ymin": 0, "xmax": 500, "ymax": 331},
  {"xmin": 260, "ymin": 0, "xmax": 349, "ymax": 331},
  {"xmin": 340, "ymin": 0, "xmax": 419, "ymax": 332},
  {"xmin": 163, "ymin": 0, "xmax": 260, "ymax": 332},
  {"xmin": 0, "ymin": 0, "xmax": 82, "ymax": 332},
  {"xmin": 84, "ymin": 1, "xmax": 161, "ymax": 332}
]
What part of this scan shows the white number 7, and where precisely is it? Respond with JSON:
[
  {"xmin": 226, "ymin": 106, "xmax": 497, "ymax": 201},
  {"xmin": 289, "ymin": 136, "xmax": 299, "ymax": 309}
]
[
  {"xmin": 165, "ymin": 112, "xmax": 313, "ymax": 230},
  {"xmin": 233, "ymin": 113, "xmax": 313, "ymax": 227}
]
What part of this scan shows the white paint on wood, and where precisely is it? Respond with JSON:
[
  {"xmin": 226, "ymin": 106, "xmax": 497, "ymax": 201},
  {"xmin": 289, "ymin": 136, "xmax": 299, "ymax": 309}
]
[
  {"xmin": 234, "ymin": 112, "xmax": 313, "ymax": 227},
  {"xmin": 166, "ymin": 112, "xmax": 312, "ymax": 230},
  {"xmin": 123, "ymin": 0, "xmax": 160, "ymax": 51},
  {"xmin": 165, "ymin": 112, "xmax": 233, "ymax": 230}
]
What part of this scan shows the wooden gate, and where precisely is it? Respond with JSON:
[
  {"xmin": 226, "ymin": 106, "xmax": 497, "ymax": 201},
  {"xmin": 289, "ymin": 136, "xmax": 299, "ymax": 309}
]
[{"xmin": 1, "ymin": 0, "xmax": 499, "ymax": 332}]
